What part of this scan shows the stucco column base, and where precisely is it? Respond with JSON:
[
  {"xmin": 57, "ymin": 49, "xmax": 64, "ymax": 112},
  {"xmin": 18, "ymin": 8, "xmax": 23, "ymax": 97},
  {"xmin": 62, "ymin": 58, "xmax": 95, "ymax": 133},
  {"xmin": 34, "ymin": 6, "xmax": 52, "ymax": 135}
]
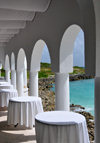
[
  {"xmin": 11, "ymin": 70, "xmax": 16, "ymax": 89},
  {"xmin": 17, "ymin": 71, "xmax": 24, "ymax": 96},
  {"xmin": 5, "ymin": 70, "xmax": 10, "ymax": 83},
  {"xmin": 29, "ymin": 71, "xmax": 38, "ymax": 97},
  {"xmin": 55, "ymin": 73, "xmax": 70, "ymax": 111},
  {"xmin": 95, "ymin": 76, "xmax": 100, "ymax": 143}
]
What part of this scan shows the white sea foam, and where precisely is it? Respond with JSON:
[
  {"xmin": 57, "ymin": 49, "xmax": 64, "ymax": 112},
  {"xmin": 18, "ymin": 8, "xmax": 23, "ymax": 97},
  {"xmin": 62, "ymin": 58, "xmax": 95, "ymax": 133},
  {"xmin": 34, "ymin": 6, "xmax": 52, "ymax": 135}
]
[{"xmin": 85, "ymin": 107, "xmax": 93, "ymax": 112}]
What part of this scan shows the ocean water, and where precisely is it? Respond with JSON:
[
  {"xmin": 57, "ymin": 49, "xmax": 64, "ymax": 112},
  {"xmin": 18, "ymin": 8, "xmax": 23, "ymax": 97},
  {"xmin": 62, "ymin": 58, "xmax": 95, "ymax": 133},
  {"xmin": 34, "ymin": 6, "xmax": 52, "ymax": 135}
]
[{"xmin": 51, "ymin": 79, "xmax": 94, "ymax": 115}]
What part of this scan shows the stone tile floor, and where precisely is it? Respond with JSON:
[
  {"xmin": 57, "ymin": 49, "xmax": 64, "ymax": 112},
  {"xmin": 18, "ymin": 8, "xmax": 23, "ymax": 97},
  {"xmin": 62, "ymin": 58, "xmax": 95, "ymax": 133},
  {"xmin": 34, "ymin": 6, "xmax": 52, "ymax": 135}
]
[{"xmin": 0, "ymin": 109, "xmax": 36, "ymax": 143}]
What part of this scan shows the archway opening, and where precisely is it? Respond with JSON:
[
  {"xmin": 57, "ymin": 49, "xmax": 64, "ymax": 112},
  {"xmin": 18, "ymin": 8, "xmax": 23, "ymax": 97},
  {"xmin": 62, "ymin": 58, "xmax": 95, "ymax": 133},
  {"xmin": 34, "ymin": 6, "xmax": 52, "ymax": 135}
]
[
  {"xmin": 0, "ymin": 61, "xmax": 5, "ymax": 78},
  {"xmin": 73, "ymin": 30, "xmax": 85, "ymax": 71},
  {"xmin": 39, "ymin": 44, "xmax": 54, "ymax": 78},
  {"xmin": 60, "ymin": 24, "xmax": 94, "ymax": 115},
  {"xmin": 30, "ymin": 39, "xmax": 54, "ymax": 111}
]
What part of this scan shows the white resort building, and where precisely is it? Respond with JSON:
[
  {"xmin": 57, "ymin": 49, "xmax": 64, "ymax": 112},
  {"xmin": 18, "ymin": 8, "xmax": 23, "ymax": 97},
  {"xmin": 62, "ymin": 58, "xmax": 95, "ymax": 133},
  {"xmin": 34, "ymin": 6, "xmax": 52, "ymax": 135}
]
[{"xmin": 0, "ymin": 0, "xmax": 100, "ymax": 143}]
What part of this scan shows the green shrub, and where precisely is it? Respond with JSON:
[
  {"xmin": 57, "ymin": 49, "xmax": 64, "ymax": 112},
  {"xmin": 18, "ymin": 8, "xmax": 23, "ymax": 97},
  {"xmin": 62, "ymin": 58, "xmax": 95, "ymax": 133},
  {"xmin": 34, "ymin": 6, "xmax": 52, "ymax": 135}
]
[{"xmin": 39, "ymin": 71, "xmax": 48, "ymax": 78}]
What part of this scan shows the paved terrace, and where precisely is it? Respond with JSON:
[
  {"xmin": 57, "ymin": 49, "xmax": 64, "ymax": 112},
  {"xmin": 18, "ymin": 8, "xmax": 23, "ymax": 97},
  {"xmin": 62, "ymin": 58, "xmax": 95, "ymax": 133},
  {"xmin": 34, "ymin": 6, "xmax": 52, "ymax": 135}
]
[
  {"xmin": 0, "ymin": 108, "xmax": 95, "ymax": 143},
  {"xmin": 0, "ymin": 108, "xmax": 36, "ymax": 143}
]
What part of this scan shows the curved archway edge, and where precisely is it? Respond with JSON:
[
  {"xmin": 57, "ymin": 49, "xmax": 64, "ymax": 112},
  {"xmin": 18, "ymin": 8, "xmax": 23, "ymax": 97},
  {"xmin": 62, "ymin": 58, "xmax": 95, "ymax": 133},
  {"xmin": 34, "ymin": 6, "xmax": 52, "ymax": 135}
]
[
  {"xmin": 17, "ymin": 48, "xmax": 27, "ymax": 72},
  {"xmin": 30, "ymin": 39, "xmax": 51, "ymax": 72},
  {"xmin": 60, "ymin": 24, "xmax": 83, "ymax": 73}
]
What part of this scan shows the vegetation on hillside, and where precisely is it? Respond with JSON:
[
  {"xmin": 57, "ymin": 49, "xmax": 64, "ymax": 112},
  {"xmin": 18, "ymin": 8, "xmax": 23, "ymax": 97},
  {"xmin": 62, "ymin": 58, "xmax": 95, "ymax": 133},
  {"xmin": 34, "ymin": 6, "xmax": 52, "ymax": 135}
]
[
  {"xmin": 70, "ymin": 66, "xmax": 85, "ymax": 75},
  {"xmin": 0, "ymin": 63, "xmax": 85, "ymax": 79},
  {"xmin": 39, "ymin": 63, "xmax": 85, "ymax": 78},
  {"xmin": 1, "ymin": 68, "xmax": 5, "ymax": 77},
  {"xmin": 39, "ymin": 63, "xmax": 54, "ymax": 78}
]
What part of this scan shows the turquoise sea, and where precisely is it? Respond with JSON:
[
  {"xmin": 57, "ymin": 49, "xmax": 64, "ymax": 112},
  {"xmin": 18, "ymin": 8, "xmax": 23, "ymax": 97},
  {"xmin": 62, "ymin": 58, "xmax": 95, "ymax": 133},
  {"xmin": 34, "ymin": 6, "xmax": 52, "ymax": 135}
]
[{"xmin": 51, "ymin": 79, "xmax": 94, "ymax": 115}]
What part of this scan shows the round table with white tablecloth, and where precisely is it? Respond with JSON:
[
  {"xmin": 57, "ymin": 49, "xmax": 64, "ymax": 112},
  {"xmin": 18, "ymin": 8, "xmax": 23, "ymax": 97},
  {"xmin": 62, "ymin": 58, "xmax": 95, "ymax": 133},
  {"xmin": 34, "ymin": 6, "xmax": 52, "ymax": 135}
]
[
  {"xmin": 0, "ymin": 89, "xmax": 18, "ymax": 107},
  {"xmin": 0, "ymin": 84, "xmax": 13, "ymax": 89},
  {"xmin": 35, "ymin": 111, "xmax": 90, "ymax": 143},
  {"xmin": 0, "ymin": 81, "xmax": 8, "ymax": 85},
  {"xmin": 0, "ymin": 77, "xmax": 5, "ymax": 81},
  {"xmin": 24, "ymin": 88, "xmax": 28, "ymax": 96},
  {"xmin": 7, "ymin": 96, "xmax": 43, "ymax": 128}
]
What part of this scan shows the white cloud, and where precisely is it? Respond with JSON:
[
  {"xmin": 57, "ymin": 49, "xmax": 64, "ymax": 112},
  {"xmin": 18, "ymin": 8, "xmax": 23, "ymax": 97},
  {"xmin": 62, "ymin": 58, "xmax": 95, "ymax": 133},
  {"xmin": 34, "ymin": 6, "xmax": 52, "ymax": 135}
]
[
  {"xmin": 41, "ymin": 45, "xmax": 51, "ymax": 63},
  {"xmin": 73, "ymin": 30, "xmax": 84, "ymax": 67}
]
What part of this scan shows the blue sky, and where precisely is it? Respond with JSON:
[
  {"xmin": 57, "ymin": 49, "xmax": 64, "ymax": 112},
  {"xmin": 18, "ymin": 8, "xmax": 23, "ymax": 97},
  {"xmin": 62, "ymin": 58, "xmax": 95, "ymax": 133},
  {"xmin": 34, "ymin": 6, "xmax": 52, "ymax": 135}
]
[
  {"xmin": 73, "ymin": 30, "xmax": 84, "ymax": 67},
  {"xmin": 41, "ymin": 30, "xmax": 84, "ymax": 67}
]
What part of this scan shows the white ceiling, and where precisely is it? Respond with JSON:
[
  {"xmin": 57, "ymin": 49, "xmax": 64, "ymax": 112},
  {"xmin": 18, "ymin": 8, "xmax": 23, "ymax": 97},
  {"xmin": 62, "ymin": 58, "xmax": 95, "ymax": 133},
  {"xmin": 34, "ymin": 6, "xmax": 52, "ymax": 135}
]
[{"xmin": 0, "ymin": 0, "xmax": 51, "ymax": 48}]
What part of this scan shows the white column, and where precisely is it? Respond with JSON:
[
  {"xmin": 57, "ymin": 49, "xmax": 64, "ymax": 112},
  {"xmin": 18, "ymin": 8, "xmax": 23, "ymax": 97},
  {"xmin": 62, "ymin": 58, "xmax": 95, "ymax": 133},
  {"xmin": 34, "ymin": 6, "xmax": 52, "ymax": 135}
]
[
  {"xmin": 5, "ymin": 70, "xmax": 10, "ymax": 83},
  {"xmin": 29, "ymin": 71, "xmax": 38, "ymax": 97},
  {"xmin": 23, "ymin": 69, "xmax": 27, "ymax": 88},
  {"xmin": 16, "ymin": 71, "xmax": 24, "ymax": 96},
  {"xmin": 55, "ymin": 73, "xmax": 70, "ymax": 111},
  {"xmin": 95, "ymin": 76, "xmax": 100, "ymax": 143},
  {"xmin": 11, "ymin": 70, "xmax": 16, "ymax": 89}
]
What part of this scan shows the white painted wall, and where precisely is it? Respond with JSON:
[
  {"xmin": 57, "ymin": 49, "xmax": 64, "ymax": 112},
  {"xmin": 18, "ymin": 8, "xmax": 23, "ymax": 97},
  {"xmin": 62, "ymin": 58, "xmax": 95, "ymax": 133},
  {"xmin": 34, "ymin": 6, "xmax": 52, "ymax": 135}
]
[{"xmin": 93, "ymin": 0, "xmax": 100, "ymax": 76}]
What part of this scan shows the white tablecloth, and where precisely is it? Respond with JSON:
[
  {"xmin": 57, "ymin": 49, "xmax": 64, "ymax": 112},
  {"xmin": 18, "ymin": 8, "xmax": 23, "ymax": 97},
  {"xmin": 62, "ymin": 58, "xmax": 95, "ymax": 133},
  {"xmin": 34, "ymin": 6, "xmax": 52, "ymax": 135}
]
[
  {"xmin": 7, "ymin": 96, "xmax": 43, "ymax": 128},
  {"xmin": 0, "ymin": 77, "xmax": 5, "ymax": 80},
  {"xmin": 0, "ymin": 84, "xmax": 13, "ymax": 89},
  {"xmin": 35, "ymin": 111, "xmax": 90, "ymax": 143},
  {"xmin": 0, "ymin": 81, "xmax": 8, "ymax": 85},
  {"xmin": 24, "ymin": 88, "xmax": 28, "ymax": 96},
  {"xmin": 0, "ymin": 89, "xmax": 18, "ymax": 107}
]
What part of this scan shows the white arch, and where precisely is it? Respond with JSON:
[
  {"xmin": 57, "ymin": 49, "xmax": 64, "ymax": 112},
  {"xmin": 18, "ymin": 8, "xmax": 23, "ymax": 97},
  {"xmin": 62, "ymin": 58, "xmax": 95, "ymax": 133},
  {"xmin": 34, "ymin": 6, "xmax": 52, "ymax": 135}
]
[
  {"xmin": 55, "ymin": 24, "xmax": 84, "ymax": 111},
  {"xmin": 11, "ymin": 52, "xmax": 16, "ymax": 88},
  {"xmin": 4, "ymin": 54, "xmax": 10, "ymax": 70},
  {"xmin": 30, "ymin": 39, "xmax": 47, "ymax": 72},
  {"xmin": 60, "ymin": 24, "xmax": 83, "ymax": 73},
  {"xmin": 17, "ymin": 48, "xmax": 27, "ymax": 71},
  {"xmin": 24, "ymin": 56, "xmax": 27, "ymax": 70},
  {"xmin": 17, "ymin": 48, "xmax": 27, "ymax": 96},
  {"xmin": 11, "ymin": 52, "xmax": 15, "ymax": 70},
  {"xmin": 4, "ymin": 55, "xmax": 10, "ymax": 82},
  {"xmin": 30, "ymin": 39, "xmax": 50, "ymax": 97}
]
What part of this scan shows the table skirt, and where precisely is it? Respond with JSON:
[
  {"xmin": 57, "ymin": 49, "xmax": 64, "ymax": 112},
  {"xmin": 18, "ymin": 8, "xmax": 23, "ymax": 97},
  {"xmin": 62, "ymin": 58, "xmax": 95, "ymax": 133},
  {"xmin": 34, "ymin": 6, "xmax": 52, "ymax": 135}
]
[
  {"xmin": 24, "ymin": 88, "xmax": 28, "ymax": 96},
  {"xmin": 0, "ymin": 90, "xmax": 18, "ymax": 107},
  {"xmin": 0, "ymin": 85, "xmax": 13, "ymax": 89},
  {"xmin": 35, "ymin": 120, "xmax": 89, "ymax": 143},
  {"xmin": 8, "ymin": 98, "xmax": 43, "ymax": 128}
]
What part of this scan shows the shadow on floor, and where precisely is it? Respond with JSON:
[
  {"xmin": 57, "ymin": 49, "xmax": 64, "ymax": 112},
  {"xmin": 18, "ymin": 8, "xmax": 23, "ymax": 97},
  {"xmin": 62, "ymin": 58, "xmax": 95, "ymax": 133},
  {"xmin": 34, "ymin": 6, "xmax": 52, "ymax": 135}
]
[
  {"xmin": 0, "ymin": 131, "xmax": 36, "ymax": 143},
  {"xmin": 0, "ymin": 120, "xmax": 35, "ymax": 131},
  {"xmin": 0, "ymin": 111, "xmax": 7, "ymax": 117},
  {"xmin": 0, "ymin": 107, "xmax": 8, "ymax": 111},
  {"xmin": 0, "ymin": 110, "xmax": 36, "ymax": 143}
]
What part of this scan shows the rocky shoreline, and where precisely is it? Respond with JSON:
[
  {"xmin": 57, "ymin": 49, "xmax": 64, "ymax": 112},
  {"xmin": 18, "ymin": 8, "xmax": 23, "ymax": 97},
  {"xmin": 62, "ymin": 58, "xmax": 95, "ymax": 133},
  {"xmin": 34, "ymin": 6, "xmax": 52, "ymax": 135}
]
[
  {"xmin": 39, "ymin": 73, "xmax": 94, "ymax": 83},
  {"xmin": 39, "ymin": 76, "xmax": 94, "ymax": 142},
  {"xmin": 69, "ymin": 74, "xmax": 94, "ymax": 81}
]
